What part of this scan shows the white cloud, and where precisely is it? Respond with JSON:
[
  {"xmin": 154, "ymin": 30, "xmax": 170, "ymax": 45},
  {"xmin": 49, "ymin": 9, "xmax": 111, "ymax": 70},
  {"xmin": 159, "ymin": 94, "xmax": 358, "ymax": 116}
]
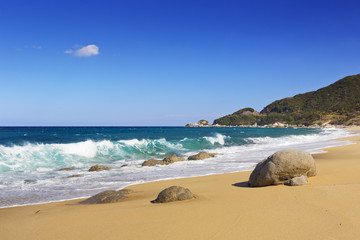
[
  {"xmin": 65, "ymin": 49, "xmax": 73, "ymax": 54},
  {"xmin": 73, "ymin": 44, "xmax": 99, "ymax": 57}
]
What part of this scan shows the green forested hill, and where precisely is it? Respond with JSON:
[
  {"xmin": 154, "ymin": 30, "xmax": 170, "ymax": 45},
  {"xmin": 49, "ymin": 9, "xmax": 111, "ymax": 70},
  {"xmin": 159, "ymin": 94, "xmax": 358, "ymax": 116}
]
[{"xmin": 214, "ymin": 74, "xmax": 360, "ymax": 126}]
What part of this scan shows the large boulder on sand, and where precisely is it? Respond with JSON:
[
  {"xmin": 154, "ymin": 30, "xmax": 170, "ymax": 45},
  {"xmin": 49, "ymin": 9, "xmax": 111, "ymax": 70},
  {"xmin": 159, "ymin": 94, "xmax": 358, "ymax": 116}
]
[
  {"xmin": 152, "ymin": 186, "xmax": 195, "ymax": 203},
  {"xmin": 188, "ymin": 152, "xmax": 218, "ymax": 160},
  {"xmin": 249, "ymin": 149, "xmax": 317, "ymax": 187},
  {"xmin": 88, "ymin": 164, "xmax": 110, "ymax": 171},
  {"xmin": 80, "ymin": 189, "xmax": 133, "ymax": 204}
]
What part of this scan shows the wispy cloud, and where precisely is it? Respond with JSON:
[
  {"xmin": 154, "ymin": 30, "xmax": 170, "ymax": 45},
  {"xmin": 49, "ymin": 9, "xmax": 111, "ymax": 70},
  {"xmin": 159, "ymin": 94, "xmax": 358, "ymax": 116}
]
[{"xmin": 65, "ymin": 44, "xmax": 100, "ymax": 57}]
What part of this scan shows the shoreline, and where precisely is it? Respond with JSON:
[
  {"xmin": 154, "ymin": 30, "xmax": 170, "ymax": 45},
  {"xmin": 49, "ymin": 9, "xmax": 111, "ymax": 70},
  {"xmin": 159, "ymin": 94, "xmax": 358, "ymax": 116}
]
[
  {"xmin": 1, "ymin": 127, "xmax": 360, "ymax": 239},
  {"xmin": 0, "ymin": 127, "xmax": 357, "ymax": 209}
]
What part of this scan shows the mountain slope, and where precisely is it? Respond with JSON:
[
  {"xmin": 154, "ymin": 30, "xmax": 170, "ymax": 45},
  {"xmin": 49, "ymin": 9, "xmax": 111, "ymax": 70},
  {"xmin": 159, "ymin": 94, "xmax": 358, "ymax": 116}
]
[{"xmin": 214, "ymin": 74, "xmax": 360, "ymax": 126}]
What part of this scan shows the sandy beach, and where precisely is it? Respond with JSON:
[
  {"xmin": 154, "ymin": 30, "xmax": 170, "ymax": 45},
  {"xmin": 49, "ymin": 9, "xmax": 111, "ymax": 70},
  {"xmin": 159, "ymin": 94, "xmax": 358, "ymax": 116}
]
[{"xmin": 1, "ymin": 129, "xmax": 359, "ymax": 240}]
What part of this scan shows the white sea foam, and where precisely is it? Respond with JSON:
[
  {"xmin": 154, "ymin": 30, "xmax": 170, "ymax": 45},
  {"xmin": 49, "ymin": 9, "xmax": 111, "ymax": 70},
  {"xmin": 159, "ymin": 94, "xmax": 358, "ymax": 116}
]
[
  {"xmin": 56, "ymin": 140, "xmax": 114, "ymax": 158},
  {"xmin": 203, "ymin": 133, "xmax": 228, "ymax": 145},
  {"xmin": 0, "ymin": 127, "xmax": 356, "ymax": 208}
]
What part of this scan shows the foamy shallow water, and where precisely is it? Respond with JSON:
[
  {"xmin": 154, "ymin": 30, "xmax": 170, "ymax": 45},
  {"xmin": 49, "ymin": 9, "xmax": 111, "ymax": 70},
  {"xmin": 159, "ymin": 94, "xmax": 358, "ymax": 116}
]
[{"xmin": 0, "ymin": 127, "xmax": 356, "ymax": 208}]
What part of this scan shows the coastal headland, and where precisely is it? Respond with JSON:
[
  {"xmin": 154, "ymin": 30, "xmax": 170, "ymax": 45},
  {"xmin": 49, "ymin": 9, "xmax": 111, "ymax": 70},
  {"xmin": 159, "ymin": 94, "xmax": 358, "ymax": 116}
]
[
  {"xmin": 1, "ymin": 127, "xmax": 359, "ymax": 240},
  {"xmin": 186, "ymin": 74, "xmax": 360, "ymax": 128}
]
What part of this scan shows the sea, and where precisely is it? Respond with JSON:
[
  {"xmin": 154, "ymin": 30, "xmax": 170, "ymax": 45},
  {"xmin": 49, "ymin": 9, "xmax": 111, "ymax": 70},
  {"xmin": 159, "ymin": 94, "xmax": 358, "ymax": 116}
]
[{"xmin": 0, "ymin": 126, "xmax": 356, "ymax": 208}]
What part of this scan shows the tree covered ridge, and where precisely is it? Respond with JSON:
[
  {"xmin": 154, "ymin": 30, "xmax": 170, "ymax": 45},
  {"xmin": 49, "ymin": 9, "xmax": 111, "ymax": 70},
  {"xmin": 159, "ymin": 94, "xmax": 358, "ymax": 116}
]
[{"xmin": 214, "ymin": 74, "xmax": 360, "ymax": 126}]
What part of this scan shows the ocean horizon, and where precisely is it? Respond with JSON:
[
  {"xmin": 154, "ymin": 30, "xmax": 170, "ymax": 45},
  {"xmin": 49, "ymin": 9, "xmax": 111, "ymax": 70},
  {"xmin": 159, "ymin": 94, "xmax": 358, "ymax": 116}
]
[{"xmin": 0, "ymin": 126, "xmax": 356, "ymax": 208}]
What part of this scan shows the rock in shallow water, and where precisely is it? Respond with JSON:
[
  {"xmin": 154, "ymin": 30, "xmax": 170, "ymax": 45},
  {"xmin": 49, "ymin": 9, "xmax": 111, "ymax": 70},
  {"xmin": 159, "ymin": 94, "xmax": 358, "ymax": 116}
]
[
  {"xmin": 162, "ymin": 154, "xmax": 185, "ymax": 164},
  {"xmin": 67, "ymin": 174, "xmax": 84, "ymax": 178},
  {"xmin": 142, "ymin": 159, "xmax": 165, "ymax": 167},
  {"xmin": 59, "ymin": 167, "xmax": 75, "ymax": 171},
  {"xmin": 152, "ymin": 186, "xmax": 195, "ymax": 203},
  {"xmin": 188, "ymin": 152, "xmax": 218, "ymax": 160},
  {"xmin": 142, "ymin": 154, "xmax": 185, "ymax": 167},
  {"xmin": 88, "ymin": 164, "xmax": 110, "ymax": 171},
  {"xmin": 249, "ymin": 149, "xmax": 317, "ymax": 187}
]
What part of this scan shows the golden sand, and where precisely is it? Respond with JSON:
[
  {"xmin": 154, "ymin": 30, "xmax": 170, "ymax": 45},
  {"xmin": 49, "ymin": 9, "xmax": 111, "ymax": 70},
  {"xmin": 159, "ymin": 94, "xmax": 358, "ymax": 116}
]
[{"xmin": 1, "ymin": 132, "xmax": 359, "ymax": 240}]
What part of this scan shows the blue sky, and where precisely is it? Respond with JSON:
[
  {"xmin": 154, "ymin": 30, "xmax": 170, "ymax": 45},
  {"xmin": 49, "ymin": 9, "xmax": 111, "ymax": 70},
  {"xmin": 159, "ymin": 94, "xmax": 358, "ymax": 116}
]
[{"xmin": 1, "ymin": 0, "xmax": 360, "ymax": 126}]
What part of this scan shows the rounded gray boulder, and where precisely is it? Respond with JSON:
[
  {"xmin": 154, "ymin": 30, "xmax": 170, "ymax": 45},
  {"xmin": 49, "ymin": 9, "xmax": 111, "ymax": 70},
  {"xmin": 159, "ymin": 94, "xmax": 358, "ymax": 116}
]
[
  {"xmin": 152, "ymin": 186, "xmax": 195, "ymax": 203},
  {"xmin": 80, "ymin": 189, "xmax": 134, "ymax": 204},
  {"xmin": 249, "ymin": 149, "xmax": 317, "ymax": 187}
]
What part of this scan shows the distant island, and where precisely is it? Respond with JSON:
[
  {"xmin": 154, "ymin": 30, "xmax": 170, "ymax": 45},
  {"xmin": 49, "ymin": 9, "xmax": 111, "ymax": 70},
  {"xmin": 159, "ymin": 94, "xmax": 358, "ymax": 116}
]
[{"xmin": 187, "ymin": 74, "xmax": 360, "ymax": 128}]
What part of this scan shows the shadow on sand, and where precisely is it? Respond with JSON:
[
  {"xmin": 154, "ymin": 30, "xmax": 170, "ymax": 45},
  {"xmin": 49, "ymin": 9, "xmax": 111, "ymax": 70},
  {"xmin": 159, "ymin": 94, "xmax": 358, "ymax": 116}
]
[{"xmin": 232, "ymin": 181, "xmax": 250, "ymax": 188}]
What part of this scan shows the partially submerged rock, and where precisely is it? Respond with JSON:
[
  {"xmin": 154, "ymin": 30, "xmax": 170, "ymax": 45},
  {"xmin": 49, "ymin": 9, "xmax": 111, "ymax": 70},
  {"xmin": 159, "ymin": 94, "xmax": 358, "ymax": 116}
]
[
  {"xmin": 81, "ymin": 189, "xmax": 134, "ymax": 204},
  {"xmin": 67, "ymin": 174, "xmax": 84, "ymax": 178},
  {"xmin": 152, "ymin": 186, "xmax": 195, "ymax": 203},
  {"xmin": 284, "ymin": 175, "xmax": 308, "ymax": 186},
  {"xmin": 142, "ymin": 154, "xmax": 185, "ymax": 167},
  {"xmin": 163, "ymin": 154, "xmax": 185, "ymax": 164},
  {"xmin": 188, "ymin": 152, "xmax": 218, "ymax": 160},
  {"xmin": 142, "ymin": 159, "xmax": 165, "ymax": 167},
  {"xmin": 24, "ymin": 179, "xmax": 36, "ymax": 184},
  {"xmin": 249, "ymin": 149, "xmax": 317, "ymax": 187},
  {"xmin": 59, "ymin": 167, "xmax": 75, "ymax": 171},
  {"xmin": 88, "ymin": 164, "xmax": 110, "ymax": 172}
]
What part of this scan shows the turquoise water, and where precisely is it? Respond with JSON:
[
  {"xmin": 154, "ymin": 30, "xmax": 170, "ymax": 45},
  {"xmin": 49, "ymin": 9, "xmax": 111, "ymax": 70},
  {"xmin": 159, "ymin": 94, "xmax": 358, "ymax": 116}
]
[{"xmin": 0, "ymin": 127, "xmax": 354, "ymax": 207}]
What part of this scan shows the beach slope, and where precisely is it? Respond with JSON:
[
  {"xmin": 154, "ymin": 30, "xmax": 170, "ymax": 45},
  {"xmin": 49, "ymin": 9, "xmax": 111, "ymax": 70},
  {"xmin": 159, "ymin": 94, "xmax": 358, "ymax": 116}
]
[{"xmin": 1, "ymin": 135, "xmax": 360, "ymax": 240}]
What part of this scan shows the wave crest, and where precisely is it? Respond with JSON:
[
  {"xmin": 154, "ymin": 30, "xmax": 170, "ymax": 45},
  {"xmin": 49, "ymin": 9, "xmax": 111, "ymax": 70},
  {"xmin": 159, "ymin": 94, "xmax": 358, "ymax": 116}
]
[
  {"xmin": 0, "ymin": 138, "xmax": 184, "ymax": 172},
  {"xmin": 203, "ymin": 133, "xmax": 229, "ymax": 145}
]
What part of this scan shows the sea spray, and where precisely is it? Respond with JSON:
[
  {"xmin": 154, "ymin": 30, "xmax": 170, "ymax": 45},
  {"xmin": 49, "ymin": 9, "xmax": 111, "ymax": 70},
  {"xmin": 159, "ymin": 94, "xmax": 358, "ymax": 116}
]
[{"xmin": 0, "ymin": 126, "xmax": 355, "ymax": 208}]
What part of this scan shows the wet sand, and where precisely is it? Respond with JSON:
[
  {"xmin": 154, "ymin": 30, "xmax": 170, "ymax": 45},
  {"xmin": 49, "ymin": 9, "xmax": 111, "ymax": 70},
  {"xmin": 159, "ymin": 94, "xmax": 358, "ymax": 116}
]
[{"xmin": 1, "ymin": 130, "xmax": 359, "ymax": 240}]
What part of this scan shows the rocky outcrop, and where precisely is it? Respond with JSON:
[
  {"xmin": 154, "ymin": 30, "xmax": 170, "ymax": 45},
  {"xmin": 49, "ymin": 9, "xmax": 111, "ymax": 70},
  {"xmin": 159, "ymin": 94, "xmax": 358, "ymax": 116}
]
[
  {"xmin": 142, "ymin": 155, "xmax": 185, "ymax": 167},
  {"xmin": 198, "ymin": 120, "xmax": 210, "ymax": 126},
  {"xmin": 249, "ymin": 149, "xmax": 317, "ymax": 187},
  {"xmin": 188, "ymin": 152, "xmax": 218, "ymax": 160},
  {"xmin": 185, "ymin": 120, "xmax": 211, "ymax": 127},
  {"xmin": 59, "ymin": 167, "xmax": 75, "ymax": 171},
  {"xmin": 80, "ymin": 189, "xmax": 134, "ymax": 204},
  {"xmin": 284, "ymin": 175, "xmax": 308, "ymax": 186},
  {"xmin": 152, "ymin": 186, "xmax": 195, "ymax": 203},
  {"xmin": 88, "ymin": 164, "xmax": 110, "ymax": 172}
]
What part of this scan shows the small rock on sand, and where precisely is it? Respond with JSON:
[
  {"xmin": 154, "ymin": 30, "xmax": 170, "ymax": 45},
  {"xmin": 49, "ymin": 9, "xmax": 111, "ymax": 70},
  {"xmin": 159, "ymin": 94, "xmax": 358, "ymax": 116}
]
[
  {"xmin": 152, "ymin": 186, "xmax": 195, "ymax": 203},
  {"xmin": 80, "ymin": 189, "xmax": 134, "ymax": 204},
  {"xmin": 284, "ymin": 175, "xmax": 308, "ymax": 186}
]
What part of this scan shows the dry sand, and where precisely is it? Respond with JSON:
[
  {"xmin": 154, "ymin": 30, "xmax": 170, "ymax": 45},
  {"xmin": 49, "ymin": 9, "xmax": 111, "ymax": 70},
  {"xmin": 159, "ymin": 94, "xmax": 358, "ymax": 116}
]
[{"xmin": 1, "ymin": 131, "xmax": 360, "ymax": 240}]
